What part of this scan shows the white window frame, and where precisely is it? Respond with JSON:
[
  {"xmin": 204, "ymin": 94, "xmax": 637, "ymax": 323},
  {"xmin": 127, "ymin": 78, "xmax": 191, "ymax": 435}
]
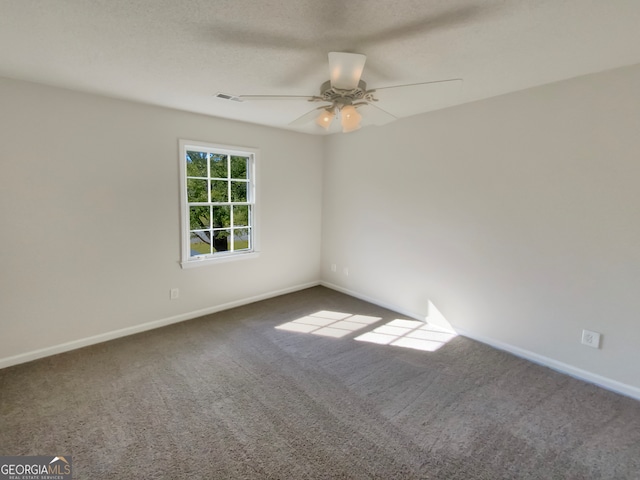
[{"xmin": 179, "ymin": 139, "xmax": 259, "ymax": 268}]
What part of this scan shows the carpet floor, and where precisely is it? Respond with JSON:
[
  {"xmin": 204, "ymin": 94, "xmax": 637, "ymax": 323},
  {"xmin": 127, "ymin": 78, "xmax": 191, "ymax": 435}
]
[{"xmin": 1, "ymin": 286, "xmax": 639, "ymax": 479}]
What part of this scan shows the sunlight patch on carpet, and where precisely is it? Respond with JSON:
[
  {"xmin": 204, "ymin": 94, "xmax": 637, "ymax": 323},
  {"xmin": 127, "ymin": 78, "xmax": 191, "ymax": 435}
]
[
  {"xmin": 276, "ymin": 311, "xmax": 381, "ymax": 338},
  {"xmin": 355, "ymin": 319, "xmax": 457, "ymax": 352},
  {"xmin": 275, "ymin": 310, "xmax": 457, "ymax": 351}
]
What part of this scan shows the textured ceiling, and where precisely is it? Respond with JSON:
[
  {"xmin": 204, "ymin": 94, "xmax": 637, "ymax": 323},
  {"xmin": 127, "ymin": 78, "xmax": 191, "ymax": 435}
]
[{"xmin": 2, "ymin": 0, "xmax": 640, "ymax": 134}]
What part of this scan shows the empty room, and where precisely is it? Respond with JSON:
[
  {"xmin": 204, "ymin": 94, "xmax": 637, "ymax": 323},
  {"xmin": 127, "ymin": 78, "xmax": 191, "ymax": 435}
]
[{"xmin": 1, "ymin": 1, "xmax": 640, "ymax": 478}]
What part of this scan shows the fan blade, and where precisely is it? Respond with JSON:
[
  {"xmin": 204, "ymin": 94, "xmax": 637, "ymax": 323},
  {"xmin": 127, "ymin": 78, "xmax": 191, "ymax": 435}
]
[
  {"xmin": 371, "ymin": 78, "xmax": 463, "ymax": 118},
  {"xmin": 239, "ymin": 94, "xmax": 317, "ymax": 101},
  {"xmin": 289, "ymin": 106, "xmax": 327, "ymax": 126},
  {"xmin": 373, "ymin": 78, "xmax": 463, "ymax": 92},
  {"xmin": 356, "ymin": 103, "xmax": 397, "ymax": 126},
  {"xmin": 328, "ymin": 52, "xmax": 367, "ymax": 90}
]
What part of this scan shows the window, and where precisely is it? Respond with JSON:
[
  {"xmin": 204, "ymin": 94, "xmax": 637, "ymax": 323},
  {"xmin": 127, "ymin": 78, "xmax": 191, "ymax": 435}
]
[{"xmin": 179, "ymin": 140, "xmax": 257, "ymax": 267}]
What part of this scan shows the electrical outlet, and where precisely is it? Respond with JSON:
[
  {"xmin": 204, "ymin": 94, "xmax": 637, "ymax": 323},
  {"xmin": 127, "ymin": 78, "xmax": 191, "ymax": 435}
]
[
  {"xmin": 581, "ymin": 329, "xmax": 601, "ymax": 349},
  {"xmin": 170, "ymin": 288, "xmax": 179, "ymax": 300},
  {"xmin": 331, "ymin": 263, "xmax": 337, "ymax": 272},
  {"xmin": 343, "ymin": 267, "xmax": 349, "ymax": 276}
]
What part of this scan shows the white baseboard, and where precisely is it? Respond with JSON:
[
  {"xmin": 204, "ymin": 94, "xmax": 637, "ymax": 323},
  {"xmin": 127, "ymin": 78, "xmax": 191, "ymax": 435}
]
[
  {"xmin": 0, "ymin": 281, "xmax": 320, "ymax": 370},
  {"xmin": 321, "ymin": 281, "xmax": 640, "ymax": 402},
  {"xmin": 5, "ymin": 280, "xmax": 639, "ymax": 402},
  {"xmin": 454, "ymin": 327, "xmax": 640, "ymax": 402}
]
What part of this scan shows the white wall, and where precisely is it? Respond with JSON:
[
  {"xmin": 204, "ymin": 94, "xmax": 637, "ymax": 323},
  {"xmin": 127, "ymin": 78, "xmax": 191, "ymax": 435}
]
[
  {"xmin": 3, "ymin": 63, "xmax": 640, "ymax": 397},
  {"xmin": 321, "ymin": 64, "xmax": 640, "ymax": 394},
  {"xmin": 0, "ymin": 77, "xmax": 323, "ymax": 364}
]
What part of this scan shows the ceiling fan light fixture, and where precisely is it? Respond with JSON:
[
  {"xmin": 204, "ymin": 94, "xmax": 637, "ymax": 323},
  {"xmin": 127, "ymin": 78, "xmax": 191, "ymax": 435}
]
[
  {"xmin": 316, "ymin": 107, "xmax": 335, "ymax": 130},
  {"xmin": 341, "ymin": 105, "xmax": 362, "ymax": 133},
  {"xmin": 328, "ymin": 52, "xmax": 367, "ymax": 90}
]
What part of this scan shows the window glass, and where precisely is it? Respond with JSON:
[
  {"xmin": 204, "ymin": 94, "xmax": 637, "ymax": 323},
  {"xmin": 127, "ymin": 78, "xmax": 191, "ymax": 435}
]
[{"xmin": 180, "ymin": 141, "xmax": 256, "ymax": 265}]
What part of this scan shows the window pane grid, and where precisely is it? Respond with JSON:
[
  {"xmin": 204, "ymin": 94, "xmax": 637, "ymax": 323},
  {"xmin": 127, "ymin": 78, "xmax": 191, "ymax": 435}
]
[{"xmin": 184, "ymin": 145, "xmax": 254, "ymax": 260}]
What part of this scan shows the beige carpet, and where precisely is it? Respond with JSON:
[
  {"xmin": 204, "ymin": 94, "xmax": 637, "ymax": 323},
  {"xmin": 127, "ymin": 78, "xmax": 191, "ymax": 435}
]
[{"xmin": 1, "ymin": 286, "xmax": 639, "ymax": 479}]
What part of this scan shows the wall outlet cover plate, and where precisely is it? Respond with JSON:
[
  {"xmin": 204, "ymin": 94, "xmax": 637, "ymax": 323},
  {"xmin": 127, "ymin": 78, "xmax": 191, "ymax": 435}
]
[{"xmin": 581, "ymin": 329, "xmax": 601, "ymax": 348}]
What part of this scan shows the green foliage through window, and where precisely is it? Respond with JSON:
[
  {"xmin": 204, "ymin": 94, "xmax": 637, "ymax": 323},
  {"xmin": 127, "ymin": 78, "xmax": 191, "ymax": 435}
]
[{"xmin": 184, "ymin": 147, "xmax": 253, "ymax": 259}]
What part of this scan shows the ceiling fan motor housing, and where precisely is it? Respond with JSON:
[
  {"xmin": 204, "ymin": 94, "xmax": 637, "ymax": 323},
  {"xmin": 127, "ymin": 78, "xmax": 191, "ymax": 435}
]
[{"xmin": 319, "ymin": 80, "xmax": 376, "ymax": 108}]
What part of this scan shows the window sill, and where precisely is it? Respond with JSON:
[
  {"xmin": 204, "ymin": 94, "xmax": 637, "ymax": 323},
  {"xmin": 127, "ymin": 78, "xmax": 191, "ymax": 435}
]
[{"xmin": 180, "ymin": 251, "xmax": 260, "ymax": 269}]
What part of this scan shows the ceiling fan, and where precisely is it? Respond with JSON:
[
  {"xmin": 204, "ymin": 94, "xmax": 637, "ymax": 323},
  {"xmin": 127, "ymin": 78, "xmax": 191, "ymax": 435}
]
[{"xmin": 238, "ymin": 52, "xmax": 462, "ymax": 133}]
